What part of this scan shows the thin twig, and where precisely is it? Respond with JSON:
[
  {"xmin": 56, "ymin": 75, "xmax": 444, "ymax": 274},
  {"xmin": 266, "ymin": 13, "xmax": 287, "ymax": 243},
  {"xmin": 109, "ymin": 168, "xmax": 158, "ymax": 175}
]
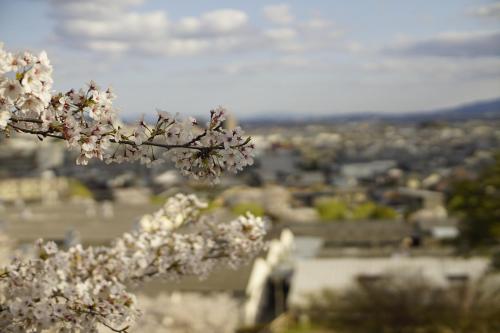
[
  {"xmin": 7, "ymin": 119, "xmax": 246, "ymax": 152},
  {"xmin": 73, "ymin": 307, "xmax": 130, "ymax": 333}
]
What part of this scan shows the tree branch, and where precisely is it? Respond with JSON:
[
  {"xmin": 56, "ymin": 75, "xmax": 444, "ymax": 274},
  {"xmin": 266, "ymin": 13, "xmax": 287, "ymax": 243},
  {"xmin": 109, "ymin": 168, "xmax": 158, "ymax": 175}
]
[{"xmin": 7, "ymin": 119, "xmax": 234, "ymax": 151}]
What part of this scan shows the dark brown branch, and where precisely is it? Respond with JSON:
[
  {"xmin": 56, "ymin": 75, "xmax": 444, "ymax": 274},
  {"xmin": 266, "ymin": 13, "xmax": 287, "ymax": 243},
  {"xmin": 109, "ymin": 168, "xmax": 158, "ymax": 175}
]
[
  {"xmin": 98, "ymin": 319, "xmax": 130, "ymax": 333},
  {"xmin": 128, "ymin": 252, "xmax": 228, "ymax": 282},
  {"xmin": 73, "ymin": 307, "xmax": 130, "ymax": 332},
  {"xmin": 7, "ymin": 123, "xmax": 65, "ymax": 140},
  {"xmin": 7, "ymin": 119, "xmax": 248, "ymax": 152},
  {"xmin": 7, "ymin": 122, "xmax": 203, "ymax": 150},
  {"xmin": 10, "ymin": 117, "xmax": 44, "ymax": 124}
]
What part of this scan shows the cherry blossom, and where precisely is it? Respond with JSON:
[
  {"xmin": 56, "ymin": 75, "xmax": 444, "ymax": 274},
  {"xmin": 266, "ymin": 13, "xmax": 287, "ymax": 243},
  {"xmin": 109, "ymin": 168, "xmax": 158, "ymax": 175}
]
[
  {"xmin": 0, "ymin": 194, "xmax": 267, "ymax": 332},
  {"xmin": 0, "ymin": 110, "xmax": 10, "ymax": 129},
  {"xmin": 0, "ymin": 42, "xmax": 266, "ymax": 332},
  {"xmin": 0, "ymin": 43, "xmax": 255, "ymax": 183}
]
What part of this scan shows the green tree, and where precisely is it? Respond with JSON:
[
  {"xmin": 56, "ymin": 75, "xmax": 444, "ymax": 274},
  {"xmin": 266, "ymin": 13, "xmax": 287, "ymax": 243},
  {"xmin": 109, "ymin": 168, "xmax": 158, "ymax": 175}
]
[
  {"xmin": 315, "ymin": 198, "xmax": 397, "ymax": 221},
  {"xmin": 448, "ymin": 155, "xmax": 500, "ymax": 249},
  {"xmin": 299, "ymin": 275, "xmax": 500, "ymax": 333},
  {"xmin": 232, "ymin": 202, "xmax": 265, "ymax": 217},
  {"xmin": 68, "ymin": 179, "xmax": 94, "ymax": 199},
  {"xmin": 351, "ymin": 202, "xmax": 397, "ymax": 220},
  {"xmin": 315, "ymin": 198, "xmax": 348, "ymax": 220}
]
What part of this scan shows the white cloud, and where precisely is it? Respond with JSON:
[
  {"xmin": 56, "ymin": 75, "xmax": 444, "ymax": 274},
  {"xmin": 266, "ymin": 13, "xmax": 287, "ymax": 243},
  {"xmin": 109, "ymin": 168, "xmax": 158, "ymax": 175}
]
[
  {"xmin": 262, "ymin": 4, "xmax": 295, "ymax": 25},
  {"xmin": 174, "ymin": 9, "xmax": 250, "ymax": 36},
  {"xmin": 471, "ymin": 2, "xmax": 500, "ymax": 19},
  {"xmin": 363, "ymin": 57, "xmax": 500, "ymax": 82},
  {"xmin": 48, "ymin": 1, "xmax": 344, "ymax": 59},
  {"xmin": 344, "ymin": 41, "xmax": 365, "ymax": 53},
  {"xmin": 261, "ymin": 14, "xmax": 342, "ymax": 53},
  {"xmin": 60, "ymin": 11, "xmax": 169, "ymax": 40},
  {"xmin": 374, "ymin": 30, "xmax": 500, "ymax": 84},
  {"xmin": 221, "ymin": 56, "xmax": 312, "ymax": 75},
  {"xmin": 385, "ymin": 31, "xmax": 500, "ymax": 58},
  {"xmin": 264, "ymin": 28, "xmax": 297, "ymax": 40},
  {"xmin": 50, "ymin": 0, "xmax": 147, "ymax": 18},
  {"xmin": 200, "ymin": 9, "xmax": 248, "ymax": 33},
  {"xmin": 301, "ymin": 17, "xmax": 333, "ymax": 30},
  {"xmin": 51, "ymin": 1, "xmax": 252, "ymax": 56},
  {"xmin": 177, "ymin": 17, "xmax": 202, "ymax": 34},
  {"xmin": 86, "ymin": 40, "xmax": 130, "ymax": 53}
]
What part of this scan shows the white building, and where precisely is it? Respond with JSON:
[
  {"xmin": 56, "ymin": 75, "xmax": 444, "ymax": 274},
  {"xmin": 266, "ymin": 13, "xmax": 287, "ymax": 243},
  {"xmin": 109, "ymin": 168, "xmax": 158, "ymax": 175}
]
[{"xmin": 288, "ymin": 256, "xmax": 489, "ymax": 307}]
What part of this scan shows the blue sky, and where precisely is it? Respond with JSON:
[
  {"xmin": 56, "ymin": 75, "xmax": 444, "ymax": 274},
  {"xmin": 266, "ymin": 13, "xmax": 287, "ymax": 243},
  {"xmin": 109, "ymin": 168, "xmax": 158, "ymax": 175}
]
[{"xmin": 1, "ymin": 0, "xmax": 499, "ymax": 118}]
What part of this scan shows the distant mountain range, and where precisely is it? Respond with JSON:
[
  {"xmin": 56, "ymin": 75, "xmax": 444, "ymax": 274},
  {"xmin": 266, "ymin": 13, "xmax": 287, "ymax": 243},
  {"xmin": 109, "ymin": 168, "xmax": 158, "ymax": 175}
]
[
  {"xmin": 396, "ymin": 97, "xmax": 500, "ymax": 122},
  {"xmin": 241, "ymin": 97, "xmax": 500, "ymax": 126},
  {"xmin": 125, "ymin": 96, "xmax": 500, "ymax": 126}
]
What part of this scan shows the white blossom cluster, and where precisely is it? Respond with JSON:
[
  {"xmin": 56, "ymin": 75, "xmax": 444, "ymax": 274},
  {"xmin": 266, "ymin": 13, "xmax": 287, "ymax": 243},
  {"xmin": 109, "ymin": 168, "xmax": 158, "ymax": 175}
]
[
  {"xmin": 0, "ymin": 42, "xmax": 265, "ymax": 331},
  {"xmin": 0, "ymin": 43, "xmax": 255, "ymax": 182},
  {"xmin": 0, "ymin": 43, "xmax": 53, "ymax": 128},
  {"xmin": 0, "ymin": 194, "xmax": 267, "ymax": 332}
]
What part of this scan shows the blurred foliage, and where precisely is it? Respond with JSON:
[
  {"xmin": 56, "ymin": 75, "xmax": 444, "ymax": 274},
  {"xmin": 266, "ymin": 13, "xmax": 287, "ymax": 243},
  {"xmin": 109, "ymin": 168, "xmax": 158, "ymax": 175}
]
[
  {"xmin": 315, "ymin": 198, "xmax": 397, "ymax": 221},
  {"xmin": 236, "ymin": 319, "xmax": 320, "ymax": 333},
  {"xmin": 297, "ymin": 147, "xmax": 334, "ymax": 171},
  {"xmin": 280, "ymin": 325, "xmax": 317, "ymax": 333},
  {"xmin": 296, "ymin": 274, "xmax": 500, "ymax": 333},
  {"xmin": 150, "ymin": 194, "xmax": 167, "ymax": 205},
  {"xmin": 490, "ymin": 249, "xmax": 500, "ymax": 271},
  {"xmin": 315, "ymin": 198, "xmax": 348, "ymax": 220},
  {"xmin": 448, "ymin": 154, "xmax": 500, "ymax": 249},
  {"xmin": 351, "ymin": 202, "xmax": 398, "ymax": 220},
  {"xmin": 201, "ymin": 199, "xmax": 223, "ymax": 213},
  {"xmin": 150, "ymin": 196, "xmax": 223, "ymax": 213},
  {"xmin": 236, "ymin": 324, "xmax": 268, "ymax": 333},
  {"xmin": 232, "ymin": 202, "xmax": 265, "ymax": 217},
  {"xmin": 68, "ymin": 179, "xmax": 93, "ymax": 199}
]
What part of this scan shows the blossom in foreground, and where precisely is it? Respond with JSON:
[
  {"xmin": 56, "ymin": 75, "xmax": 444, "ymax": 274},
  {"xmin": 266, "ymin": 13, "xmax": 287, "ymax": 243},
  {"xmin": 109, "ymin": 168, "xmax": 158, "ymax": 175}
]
[
  {"xmin": 0, "ymin": 41, "xmax": 265, "ymax": 332},
  {"xmin": 0, "ymin": 42, "xmax": 255, "ymax": 183},
  {"xmin": 0, "ymin": 194, "xmax": 267, "ymax": 332}
]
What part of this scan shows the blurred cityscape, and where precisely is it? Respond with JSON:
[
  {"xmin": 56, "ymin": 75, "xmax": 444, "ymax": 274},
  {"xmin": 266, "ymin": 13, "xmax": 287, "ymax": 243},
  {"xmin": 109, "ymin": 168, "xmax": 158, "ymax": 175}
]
[{"xmin": 0, "ymin": 98, "xmax": 499, "ymax": 332}]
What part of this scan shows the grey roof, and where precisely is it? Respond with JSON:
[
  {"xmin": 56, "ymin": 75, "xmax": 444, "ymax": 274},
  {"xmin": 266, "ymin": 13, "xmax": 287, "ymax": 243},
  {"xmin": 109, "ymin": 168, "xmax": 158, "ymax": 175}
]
[
  {"xmin": 135, "ymin": 263, "xmax": 256, "ymax": 296},
  {"xmin": 271, "ymin": 221, "xmax": 412, "ymax": 246},
  {"xmin": 417, "ymin": 217, "xmax": 459, "ymax": 231},
  {"xmin": 288, "ymin": 257, "xmax": 490, "ymax": 306},
  {"xmin": 2, "ymin": 202, "xmax": 160, "ymax": 245},
  {"xmin": 2, "ymin": 201, "xmax": 265, "ymax": 295}
]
